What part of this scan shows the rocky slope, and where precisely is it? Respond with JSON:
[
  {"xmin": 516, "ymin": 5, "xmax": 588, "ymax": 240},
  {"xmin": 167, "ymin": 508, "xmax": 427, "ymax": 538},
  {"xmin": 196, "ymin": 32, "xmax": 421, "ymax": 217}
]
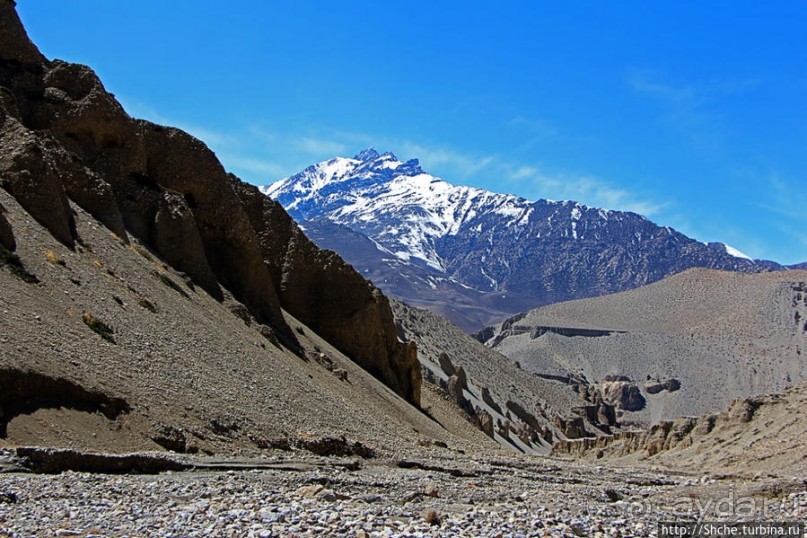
[
  {"xmin": 391, "ymin": 300, "xmax": 619, "ymax": 454},
  {"xmin": 0, "ymin": 0, "xmax": 448, "ymax": 454},
  {"xmin": 480, "ymin": 268, "xmax": 807, "ymax": 425},
  {"xmin": 0, "ymin": 1, "xmax": 422, "ymax": 406},
  {"xmin": 264, "ymin": 149, "xmax": 780, "ymax": 331}
]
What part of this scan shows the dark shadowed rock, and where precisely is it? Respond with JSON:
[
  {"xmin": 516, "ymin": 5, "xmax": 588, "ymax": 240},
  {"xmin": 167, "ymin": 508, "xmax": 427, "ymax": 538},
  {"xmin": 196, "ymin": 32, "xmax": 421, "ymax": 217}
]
[
  {"xmin": 600, "ymin": 379, "xmax": 646, "ymax": 412},
  {"xmin": 454, "ymin": 366, "xmax": 468, "ymax": 390},
  {"xmin": 0, "ymin": 203, "xmax": 14, "ymax": 251},
  {"xmin": 438, "ymin": 352, "xmax": 456, "ymax": 377},
  {"xmin": 13, "ymin": 447, "xmax": 189, "ymax": 474},
  {"xmin": 153, "ymin": 191, "xmax": 219, "ymax": 295},
  {"xmin": 0, "ymin": 113, "xmax": 76, "ymax": 246},
  {"xmin": 481, "ymin": 386, "xmax": 503, "ymax": 415},
  {"xmin": 0, "ymin": 1, "xmax": 45, "ymax": 65}
]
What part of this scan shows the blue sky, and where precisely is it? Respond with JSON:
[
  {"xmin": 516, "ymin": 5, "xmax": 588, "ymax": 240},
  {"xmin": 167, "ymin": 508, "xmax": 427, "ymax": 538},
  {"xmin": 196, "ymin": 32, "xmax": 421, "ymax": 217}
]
[{"xmin": 17, "ymin": 1, "xmax": 807, "ymax": 264}]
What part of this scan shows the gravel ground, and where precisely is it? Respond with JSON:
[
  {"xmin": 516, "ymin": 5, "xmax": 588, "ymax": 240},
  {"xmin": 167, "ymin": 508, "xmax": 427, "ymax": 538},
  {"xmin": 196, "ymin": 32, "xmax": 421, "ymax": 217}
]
[{"xmin": 1, "ymin": 452, "xmax": 804, "ymax": 537}]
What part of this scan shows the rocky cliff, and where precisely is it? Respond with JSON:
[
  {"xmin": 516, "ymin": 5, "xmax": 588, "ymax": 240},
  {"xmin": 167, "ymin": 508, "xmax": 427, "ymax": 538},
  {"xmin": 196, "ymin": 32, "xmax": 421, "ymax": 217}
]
[{"xmin": 0, "ymin": 0, "xmax": 419, "ymax": 405}]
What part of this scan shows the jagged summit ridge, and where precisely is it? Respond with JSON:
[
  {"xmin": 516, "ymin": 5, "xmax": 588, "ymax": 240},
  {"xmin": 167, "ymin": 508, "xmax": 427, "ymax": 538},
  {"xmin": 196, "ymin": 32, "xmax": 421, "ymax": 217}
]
[
  {"xmin": 264, "ymin": 149, "xmax": 776, "ymax": 331},
  {"xmin": 263, "ymin": 149, "xmax": 540, "ymax": 271}
]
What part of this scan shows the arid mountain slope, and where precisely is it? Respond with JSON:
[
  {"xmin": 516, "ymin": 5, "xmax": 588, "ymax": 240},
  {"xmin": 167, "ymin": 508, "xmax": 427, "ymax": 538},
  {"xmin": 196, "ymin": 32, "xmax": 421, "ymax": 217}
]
[
  {"xmin": 0, "ymin": 0, "xmax": 418, "ymax": 406},
  {"xmin": 0, "ymin": 174, "xmax": 492, "ymax": 456},
  {"xmin": 0, "ymin": 0, "xmax": 488, "ymax": 455},
  {"xmin": 481, "ymin": 268, "xmax": 807, "ymax": 424}
]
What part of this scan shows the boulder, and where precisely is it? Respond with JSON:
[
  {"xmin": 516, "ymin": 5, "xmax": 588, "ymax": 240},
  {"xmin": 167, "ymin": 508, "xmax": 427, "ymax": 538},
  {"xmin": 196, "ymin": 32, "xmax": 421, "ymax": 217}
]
[
  {"xmin": 644, "ymin": 377, "xmax": 682, "ymax": 394},
  {"xmin": 454, "ymin": 365, "xmax": 468, "ymax": 390},
  {"xmin": 447, "ymin": 375, "xmax": 465, "ymax": 407},
  {"xmin": 481, "ymin": 386, "xmax": 502, "ymax": 414},
  {"xmin": 476, "ymin": 407, "xmax": 494, "ymax": 437}
]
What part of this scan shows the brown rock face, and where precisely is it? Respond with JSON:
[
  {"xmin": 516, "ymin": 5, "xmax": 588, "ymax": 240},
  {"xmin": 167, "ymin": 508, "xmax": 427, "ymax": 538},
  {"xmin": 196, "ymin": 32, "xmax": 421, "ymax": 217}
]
[
  {"xmin": 0, "ymin": 112, "xmax": 76, "ymax": 247},
  {"xmin": 233, "ymin": 180, "xmax": 421, "ymax": 405},
  {"xmin": 152, "ymin": 191, "xmax": 219, "ymax": 296},
  {"xmin": 139, "ymin": 126, "xmax": 286, "ymax": 329}
]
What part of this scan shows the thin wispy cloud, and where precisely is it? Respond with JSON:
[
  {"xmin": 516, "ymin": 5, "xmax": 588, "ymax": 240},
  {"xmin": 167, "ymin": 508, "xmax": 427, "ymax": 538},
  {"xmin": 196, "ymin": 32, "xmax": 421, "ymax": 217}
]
[
  {"xmin": 626, "ymin": 70, "xmax": 760, "ymax": 156},
  {"xmin": 293, "ymin": 136, "xmax": 348, "ymax": 156},
  {"xmin": 117, "ymin": 97, "xmax": 238, "ymax": 149},
  {"xmin": 221, "ymin": 154, "xmax": 287, "ymax": 179},
  {"xmin": 504, "ymin": 168, "xmax": 667, "ymax": 217},
  {"xmin": 394, "ymin": 140, "xmax": 666, "ymax": 218},
  {"xmin": 398, "ymin": 141, "xmax": 496, "ymax": 178},
  {"xmin": 506, "ymin": 116, "xmax": 560, "ymax": 141},
  {"xmin": 113, "ymin": 100, "xmax": 668, "ymax": 219}
]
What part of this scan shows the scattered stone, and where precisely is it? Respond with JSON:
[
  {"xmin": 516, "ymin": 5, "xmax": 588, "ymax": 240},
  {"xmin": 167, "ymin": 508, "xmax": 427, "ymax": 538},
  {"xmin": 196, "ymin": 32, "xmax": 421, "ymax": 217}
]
[
  {"xmin": 424, "ymin": 509, "xmax": 441, "ymax": 526},
  {"xmin": 424, "ymin": 483, "xmax": 439, "ymax": 497},
  {"xmin": 296, "ymin": 484, "xmax": 324, "ymax": 498}
]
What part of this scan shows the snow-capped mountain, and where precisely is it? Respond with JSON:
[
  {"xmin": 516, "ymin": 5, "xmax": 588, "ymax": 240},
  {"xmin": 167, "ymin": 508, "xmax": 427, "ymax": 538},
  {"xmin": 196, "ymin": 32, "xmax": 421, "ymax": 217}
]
[
  {"xmin": 263, "ymin": 148, "xmax": 531, "ymax": 272},
  {"xmin": 263, "ymin": 148, "xmax": 779, "ymax": 331}
]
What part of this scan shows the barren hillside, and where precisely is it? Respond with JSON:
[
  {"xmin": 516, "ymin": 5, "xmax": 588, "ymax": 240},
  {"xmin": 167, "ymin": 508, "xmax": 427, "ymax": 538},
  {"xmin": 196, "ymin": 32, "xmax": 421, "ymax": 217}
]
[{"xmin": 482, "ymin": 268, "xmax": 807, "ymax": 424}]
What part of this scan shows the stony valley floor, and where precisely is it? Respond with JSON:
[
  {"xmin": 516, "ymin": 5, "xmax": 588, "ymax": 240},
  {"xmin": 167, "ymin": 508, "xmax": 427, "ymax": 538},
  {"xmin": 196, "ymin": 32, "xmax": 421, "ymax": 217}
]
[{"xmin": 1, "ymin": 451, "xmax": 805, "ymax": 537}]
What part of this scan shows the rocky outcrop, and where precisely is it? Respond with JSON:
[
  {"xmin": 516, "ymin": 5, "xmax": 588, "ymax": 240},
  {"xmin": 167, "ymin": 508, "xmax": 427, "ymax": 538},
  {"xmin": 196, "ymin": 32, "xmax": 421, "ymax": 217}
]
[
  {"xmin": 644, "ymin": 378, "xmax": 681, "ymax": 394},
  {"xmin": 476, "ymin": 408, "xmax": 494, "ymax": 438},
  {"xmin": 551, "ymin": 394, "xmax": 776, "ymax": 460},
  {"xmin": 480, "ymin": 386, "xmax": 502, "ymax": 415},
  {"xmin": 0, "ymin": 111, "xmax": 76, "ymax": 246},
  {"xmin": 0, "ymin": 3, "xmax": 421, "ymax": 406},
  {"xmin": 438, "ymin": 352, "xmax": 456, "ymax": 377},
  {"xmin": 553, "ymin": 415, "xmax": 590, "ymax": 440},
  {"xmin": 447, "ymin": 375, "xmax": 466, "ymax": 408},
  {"xmin": 0, "ymin": 1, "xmax": 44, "ymax": 65},
  {"xmin": 599, "ymin": 377, "xmax": 645, "ymax": 412}
]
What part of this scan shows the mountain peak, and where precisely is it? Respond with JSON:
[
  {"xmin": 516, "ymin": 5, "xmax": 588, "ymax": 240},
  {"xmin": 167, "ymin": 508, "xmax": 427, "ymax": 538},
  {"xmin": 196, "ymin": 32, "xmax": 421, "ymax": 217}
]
[
  {"xmin": 354, "ymin": 147, "xmax": 402, "ymax": 164},
  {"xmin": 355, "ymin": 147, "xmax": 380, "ymax": 162}
]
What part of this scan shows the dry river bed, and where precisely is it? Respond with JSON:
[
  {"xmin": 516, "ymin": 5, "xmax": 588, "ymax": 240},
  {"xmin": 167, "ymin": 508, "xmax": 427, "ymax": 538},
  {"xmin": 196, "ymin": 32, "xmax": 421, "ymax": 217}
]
[{"xmin": 0, "ymin": 450, "xmax": 804, "ymax": 537}]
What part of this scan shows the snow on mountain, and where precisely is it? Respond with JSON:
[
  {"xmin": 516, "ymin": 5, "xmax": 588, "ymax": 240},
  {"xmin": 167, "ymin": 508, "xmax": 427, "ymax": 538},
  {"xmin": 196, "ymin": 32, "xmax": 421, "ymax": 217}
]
[
  {"xmin": 724, "ymin": 244, "xmax": 753, "ymax": 261},
  {"xmin": 263, "ymin": 148, "xmax": 778, "ymax": 331},
  {"xmin": 263, "ymin": 148, "xmax": 586, "ymax": 272}
]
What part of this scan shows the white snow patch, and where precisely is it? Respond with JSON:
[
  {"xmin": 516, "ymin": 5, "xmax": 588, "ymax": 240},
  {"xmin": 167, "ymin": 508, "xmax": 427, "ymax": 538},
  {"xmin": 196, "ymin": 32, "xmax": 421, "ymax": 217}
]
[{"xmin": 724, "ymin": 244, "xmax": 753, "ymax": 260}]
